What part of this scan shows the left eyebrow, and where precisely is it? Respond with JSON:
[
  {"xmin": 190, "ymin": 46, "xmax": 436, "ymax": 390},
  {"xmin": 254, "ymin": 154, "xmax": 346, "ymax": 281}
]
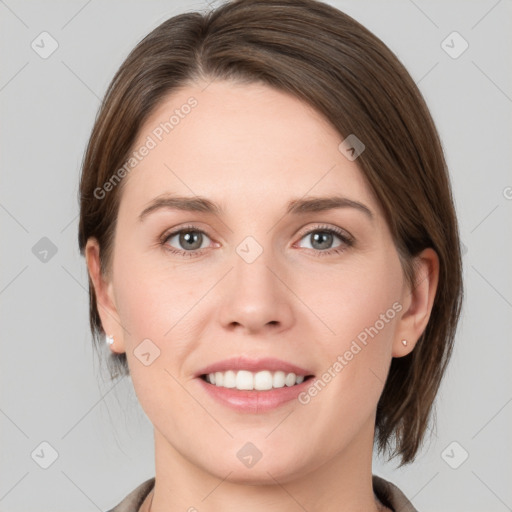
[
  {"xmin": 285, "ymin": 195, "xmax": 374, "ymax": 220},
  {"xmin": 138, "ymin": 193, "xmax": 374, "ymax": 222}
]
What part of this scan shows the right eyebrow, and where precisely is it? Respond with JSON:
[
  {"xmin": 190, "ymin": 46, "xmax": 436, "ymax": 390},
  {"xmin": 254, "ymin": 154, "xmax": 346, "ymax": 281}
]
[{"xmin": 138, "ymin": 194, "xmax": 222, "ymax": 222}]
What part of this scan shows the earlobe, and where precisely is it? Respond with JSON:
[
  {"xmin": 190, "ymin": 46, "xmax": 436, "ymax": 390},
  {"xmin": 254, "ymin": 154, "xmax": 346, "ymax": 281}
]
[{"xmin": 393, "ymin": 248, "xmax": 440, "ymax": 357}]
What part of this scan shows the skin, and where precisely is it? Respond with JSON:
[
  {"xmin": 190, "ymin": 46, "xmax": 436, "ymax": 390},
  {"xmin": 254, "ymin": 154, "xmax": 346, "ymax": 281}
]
[{"xmin": 86, "ymin": 79, "xmax": 439, "ymax": 512}]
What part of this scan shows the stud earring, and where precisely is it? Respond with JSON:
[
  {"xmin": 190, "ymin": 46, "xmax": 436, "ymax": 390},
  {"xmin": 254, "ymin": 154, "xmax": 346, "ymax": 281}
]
[
  {"xmin": 106, "ymin": 334, "xmax": 114, "ymax": 346},
  {"xmin": 401, "ymin": 339, "xmax": 408, "ymax": 346}
]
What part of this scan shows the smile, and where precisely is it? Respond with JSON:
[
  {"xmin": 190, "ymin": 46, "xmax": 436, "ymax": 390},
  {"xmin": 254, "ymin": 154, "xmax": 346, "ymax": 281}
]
[{"xmin": 201, "ymin": 370, "xmax": 311, "ymax": 390}]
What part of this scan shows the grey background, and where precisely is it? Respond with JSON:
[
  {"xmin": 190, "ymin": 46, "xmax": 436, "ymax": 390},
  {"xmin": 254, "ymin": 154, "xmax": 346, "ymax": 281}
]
[{"xmin": 1, "ymin": 0, "xmax": 511, "ymax": 511}]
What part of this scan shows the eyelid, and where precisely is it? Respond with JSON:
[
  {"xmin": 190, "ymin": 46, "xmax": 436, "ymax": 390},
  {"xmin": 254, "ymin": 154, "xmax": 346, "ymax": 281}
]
[
  {"xmin": 295, "ymin": 223, "xmax": 354, "ymax": 244},
  {"xmin": 160, "ymin": 222, "xmax": 354, "ymax": 256},
  {"xmin": 160, "ymin": 224, "xmax": 214, "ymax": 247}
]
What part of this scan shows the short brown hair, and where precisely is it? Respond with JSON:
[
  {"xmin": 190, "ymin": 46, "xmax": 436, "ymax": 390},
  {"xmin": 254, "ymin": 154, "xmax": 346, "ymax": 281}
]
[{"xmin": 78, "ymin": 0, "xmax": 464, "ymax": 466}]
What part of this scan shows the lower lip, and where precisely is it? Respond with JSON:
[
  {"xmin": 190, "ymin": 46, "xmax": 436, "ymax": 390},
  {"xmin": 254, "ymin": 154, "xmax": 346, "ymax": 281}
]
[{"xmin": 196, "ymin": 376, "xmax": 314, "ymax": 413}]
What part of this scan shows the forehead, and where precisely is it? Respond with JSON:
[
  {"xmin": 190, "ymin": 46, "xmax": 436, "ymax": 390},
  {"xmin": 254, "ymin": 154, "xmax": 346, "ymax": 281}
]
[{"xmin": 119, "ymin": 80, "xmax": 382, "ymax": 220}]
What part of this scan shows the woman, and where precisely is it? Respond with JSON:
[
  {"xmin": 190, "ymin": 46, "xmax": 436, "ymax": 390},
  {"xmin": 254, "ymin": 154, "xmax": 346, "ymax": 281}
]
[{"xmin": 78, "ymin": 0, "xmax": 463, "ymax": 510}]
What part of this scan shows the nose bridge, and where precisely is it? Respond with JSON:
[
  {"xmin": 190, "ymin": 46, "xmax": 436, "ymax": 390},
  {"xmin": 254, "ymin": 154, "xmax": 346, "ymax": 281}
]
[
  {"xmin": 217, "ymin": 235, "xmax": 294, "ymax": 332},
  {"xmin": 234, "ymin": 239, "xmax": 276, "ymax": 293},
  {"xmin": 233, "ymin": 235, "xmax": 281, "ymax": 303}
]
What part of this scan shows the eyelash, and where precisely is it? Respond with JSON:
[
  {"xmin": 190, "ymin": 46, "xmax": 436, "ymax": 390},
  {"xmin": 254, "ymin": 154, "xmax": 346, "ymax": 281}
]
[{"xmin": 159, "ymin": 224, "xmax": 354, "ymax": 258}]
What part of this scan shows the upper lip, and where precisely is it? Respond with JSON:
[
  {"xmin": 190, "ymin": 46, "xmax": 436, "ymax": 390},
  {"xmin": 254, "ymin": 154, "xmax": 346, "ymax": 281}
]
[{"xmin": 195, "ymin": 357, "xmax": 314, "ymax": 377}]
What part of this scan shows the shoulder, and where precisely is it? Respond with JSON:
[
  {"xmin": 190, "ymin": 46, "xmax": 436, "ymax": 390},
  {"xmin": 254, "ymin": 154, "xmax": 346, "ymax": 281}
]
[
  {"xmin": 105, "ymin": 477, "xmax": 155, "ymax": 512},
  {"xmin": 372, "ymin": 474, "xmax": 419, "ymax": 512}
]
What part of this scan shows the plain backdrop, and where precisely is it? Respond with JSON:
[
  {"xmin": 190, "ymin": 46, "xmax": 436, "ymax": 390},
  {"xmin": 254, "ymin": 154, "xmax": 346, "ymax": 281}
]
[{"xmin": 1, "ymin": 1, "xmax": 511, "ymax": 511}]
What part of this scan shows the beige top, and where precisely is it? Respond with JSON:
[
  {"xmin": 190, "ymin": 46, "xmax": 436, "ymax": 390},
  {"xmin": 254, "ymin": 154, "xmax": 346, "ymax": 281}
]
[{"xmin": 105, "ymin": 474, "xmax": 418, "ymax": 512}]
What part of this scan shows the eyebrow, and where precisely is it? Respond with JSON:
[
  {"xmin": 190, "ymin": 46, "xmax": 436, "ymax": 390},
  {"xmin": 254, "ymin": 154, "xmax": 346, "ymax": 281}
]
[{"xmin": 138, "ymin": 193, "xmax": 374, "ymax": 222}]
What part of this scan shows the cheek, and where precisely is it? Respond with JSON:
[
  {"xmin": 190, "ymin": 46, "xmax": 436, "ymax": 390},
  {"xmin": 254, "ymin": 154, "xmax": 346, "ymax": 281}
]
[
  {"xmin": 112, "ymin": 243, "xmax": 190, "ymax": 336},
  {"xmin": 309, "ymin": 254, "xmax": 402, "ymax": 399},
  {"xmin": 111, "ymin": 246, "xmax": 206, "ymax": 391},
  {"xmin": 303, "ymin": 256, "xmax": 402, "ymax": 343},
  {"xmin": 112, "ymin": 254, "xmax": 199, "ymax": 425}
]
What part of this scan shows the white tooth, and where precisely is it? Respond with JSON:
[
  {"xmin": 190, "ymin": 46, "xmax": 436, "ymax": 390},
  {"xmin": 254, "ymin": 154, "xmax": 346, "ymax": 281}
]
[
  {"xmin": 285, "ymin": 372, "xmax": 296, "ymax": 387},
  {"xmin": 254, "ymin": 371, "xmax": 273, "ymax": 391},
  {"xmin": 223, "ymin": 370, "xmax": 236, "ymax": 388},
  {"xmin": 208, "ymin": 370, "xmax": 306, "ymax": 389},
  {"xmin": 272, "ymin": 371, "xmax": 286, "ymax": 388},
  {"xmin": 236, "ymin": 370, "xmax": 254, "ymax": 390}
]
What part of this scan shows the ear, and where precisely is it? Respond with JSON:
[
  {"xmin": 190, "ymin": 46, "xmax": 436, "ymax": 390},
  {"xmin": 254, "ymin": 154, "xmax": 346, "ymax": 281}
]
[
  {"xmin": 85, "ymin": 238, "xmax": 127, "ymax": 354},
  {"xmin": 393, "ymin": 248, "xmax": 440, "ymax": 357}
]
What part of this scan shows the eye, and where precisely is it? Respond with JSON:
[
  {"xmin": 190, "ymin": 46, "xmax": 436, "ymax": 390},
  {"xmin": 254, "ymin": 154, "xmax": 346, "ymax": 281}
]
[
  {"xmin": 161, "ymin": 225, "xmax": 212, "ymax": 257},
  {"xmin": 295, "ymin": 225, "xmax": 353, "ymax": 256},
  {"xmin": 159, "ymin": 224, "xmax": 354, "ymax": 258}
]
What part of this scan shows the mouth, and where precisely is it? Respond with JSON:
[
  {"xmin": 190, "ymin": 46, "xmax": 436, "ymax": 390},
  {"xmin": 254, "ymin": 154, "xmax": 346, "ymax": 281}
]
[
  {"xmin": 197, "ymin": 371, "xmax": 315, "ymax": 413},
  {"xmin": 194, "ymin": 357, "xmax": 315, "ymax": 412},
  {"xmin": 199, "ymin": 370, "xmax": 315, "ymax": 391}
]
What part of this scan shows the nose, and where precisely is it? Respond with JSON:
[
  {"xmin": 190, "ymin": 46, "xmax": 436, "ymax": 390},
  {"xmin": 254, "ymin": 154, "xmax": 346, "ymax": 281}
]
[{"xmin": 217, "ymin": 245, "xmax": 295, "ymax": 335}]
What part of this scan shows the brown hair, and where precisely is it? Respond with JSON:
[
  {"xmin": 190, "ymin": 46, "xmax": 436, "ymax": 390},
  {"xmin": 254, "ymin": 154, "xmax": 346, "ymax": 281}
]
[{"xmin": 78, "ymin": 0, "xmax": 463, "ymax": 466}]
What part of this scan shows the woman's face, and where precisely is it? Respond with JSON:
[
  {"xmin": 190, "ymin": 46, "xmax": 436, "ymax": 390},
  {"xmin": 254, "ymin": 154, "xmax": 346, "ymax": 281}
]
[{"xmin": 89, "ymin": 79, "xmax": 418, "ymax": 483}]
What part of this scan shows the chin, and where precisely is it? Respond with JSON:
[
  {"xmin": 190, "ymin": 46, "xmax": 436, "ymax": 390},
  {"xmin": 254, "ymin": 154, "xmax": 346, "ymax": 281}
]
[{"xmin": 199, "ymin": 448, "xmax": 315, "ymax": 486}]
